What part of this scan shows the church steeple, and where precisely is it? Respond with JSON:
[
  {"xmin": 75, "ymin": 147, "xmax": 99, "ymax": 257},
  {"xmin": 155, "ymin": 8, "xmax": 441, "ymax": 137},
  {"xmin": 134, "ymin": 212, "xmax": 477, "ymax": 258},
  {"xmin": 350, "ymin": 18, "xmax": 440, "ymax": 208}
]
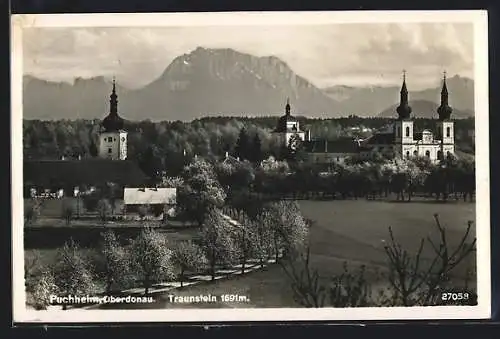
[
  {"xmin": 396, "ymin": 70, "xmax": 412, "ymax": 120},
  {"xmin": 101, "ymin": 77, "xmax": 124, "ymax": 132},
  {"xmin": 437, "ymin": 71, "xmax": 452, "ymax": 120},
  {"xmin": 285, "ymin": 97, "xmax": 291, "ymax": 116},
  {"xmin": 109, "ymin": 77, "xmax": 118, "ymax": 116}
]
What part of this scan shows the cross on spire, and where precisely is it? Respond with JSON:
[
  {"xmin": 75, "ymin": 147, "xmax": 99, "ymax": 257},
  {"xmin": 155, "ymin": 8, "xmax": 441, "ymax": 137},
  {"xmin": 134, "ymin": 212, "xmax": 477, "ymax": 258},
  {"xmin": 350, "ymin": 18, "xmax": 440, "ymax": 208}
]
[
  {"xmin": 285, "ymin": 97, "xmax": 291, "ymax": 115},
  {"xmin": 397, "ymin": 69, "xmax": 411, "ymax": 119},
  {"xmin": 112, "ymin": 76, "xmax": 116, "ymax": 94},
  {"xmin": 438, "ymin": 70, "xmax": 452, "ymax": 120}
]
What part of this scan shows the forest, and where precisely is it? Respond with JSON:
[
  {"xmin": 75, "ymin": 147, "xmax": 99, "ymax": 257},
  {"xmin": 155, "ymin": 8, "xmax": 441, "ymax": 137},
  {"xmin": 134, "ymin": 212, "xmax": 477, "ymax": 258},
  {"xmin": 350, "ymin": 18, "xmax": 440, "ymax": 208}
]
[{"xmin": 23, "ymin": 116, "xmax": 475, "ymax": 179}]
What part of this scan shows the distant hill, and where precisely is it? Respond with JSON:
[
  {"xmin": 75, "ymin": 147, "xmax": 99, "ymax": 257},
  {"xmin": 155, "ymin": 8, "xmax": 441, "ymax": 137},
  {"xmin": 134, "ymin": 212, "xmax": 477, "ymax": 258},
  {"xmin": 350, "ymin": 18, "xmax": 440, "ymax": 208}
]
[
  {"xmin": 377, "ymin": 100, "xmax": 473, "ymax": 119},
  {"xmin": 23, "ymin": 75, "xmax": 131, "ymax": 121},
  {"xmin": 23, "ymin": 47, "xmax": 341, "ymax": 121},
  {"xmin": 23, "ymin": 46, "xmax": 474, "ymax": 121},
  {"xmin": 324, "ymin": 75, "xmax": 474, "ymax": 118}
]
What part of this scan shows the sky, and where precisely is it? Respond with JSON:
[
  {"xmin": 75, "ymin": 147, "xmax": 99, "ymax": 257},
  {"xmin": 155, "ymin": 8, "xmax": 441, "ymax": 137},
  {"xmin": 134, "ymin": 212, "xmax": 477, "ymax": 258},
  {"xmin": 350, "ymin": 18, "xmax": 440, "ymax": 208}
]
[{"xmin": 22, "ymin": 23, "xmax": 474, "ymax": 90}]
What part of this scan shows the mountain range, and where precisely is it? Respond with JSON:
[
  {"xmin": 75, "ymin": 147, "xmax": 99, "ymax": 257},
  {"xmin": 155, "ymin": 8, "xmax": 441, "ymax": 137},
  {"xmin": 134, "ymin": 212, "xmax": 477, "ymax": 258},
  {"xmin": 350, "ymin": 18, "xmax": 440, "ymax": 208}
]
[{"xmin": 22, "ymin": 47, "xmax": 475, "ymax": 121}]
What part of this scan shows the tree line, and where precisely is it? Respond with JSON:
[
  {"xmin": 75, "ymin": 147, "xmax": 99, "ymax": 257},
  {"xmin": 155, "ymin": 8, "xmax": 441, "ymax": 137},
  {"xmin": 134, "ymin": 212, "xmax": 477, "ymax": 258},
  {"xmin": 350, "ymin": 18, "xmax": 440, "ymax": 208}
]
[
  {"xmin": 23, "ymin": 116, "xmax": 475, "ymax": 179},
  {"xmin": 173, "ymin": 154, "xmax": 475, "ymax": 229}
]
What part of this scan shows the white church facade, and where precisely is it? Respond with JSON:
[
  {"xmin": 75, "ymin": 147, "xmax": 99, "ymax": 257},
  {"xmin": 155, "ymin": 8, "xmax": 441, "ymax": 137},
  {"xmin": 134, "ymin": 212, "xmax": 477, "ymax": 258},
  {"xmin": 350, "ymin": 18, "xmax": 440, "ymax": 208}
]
[
  {"xmin": 272, "ymin": 98, "xmax": 310, "ymax": 149},
  {"xmin": 99, "ymin": 78, "xmax": 128, "ymax": 160},
  {"xmin": 359, "ymin": 72, "xmax": 455, "ymax": 163}
]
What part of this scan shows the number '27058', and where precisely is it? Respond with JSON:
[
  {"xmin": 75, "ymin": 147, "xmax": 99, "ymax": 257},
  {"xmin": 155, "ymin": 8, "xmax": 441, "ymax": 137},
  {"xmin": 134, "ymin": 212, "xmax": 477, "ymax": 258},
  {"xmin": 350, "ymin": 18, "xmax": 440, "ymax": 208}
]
[{"xmin": 441, "ymin": 292, "xmax": 470, "ymax": 301}]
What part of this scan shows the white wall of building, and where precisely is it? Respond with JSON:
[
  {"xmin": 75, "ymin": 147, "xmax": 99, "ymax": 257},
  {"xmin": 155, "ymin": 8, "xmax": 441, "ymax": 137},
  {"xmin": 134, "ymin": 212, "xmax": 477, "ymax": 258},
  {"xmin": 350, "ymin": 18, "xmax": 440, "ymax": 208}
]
[{"xmin": 99, "ymin": 131, "xmax": 128, "ymax": 160}]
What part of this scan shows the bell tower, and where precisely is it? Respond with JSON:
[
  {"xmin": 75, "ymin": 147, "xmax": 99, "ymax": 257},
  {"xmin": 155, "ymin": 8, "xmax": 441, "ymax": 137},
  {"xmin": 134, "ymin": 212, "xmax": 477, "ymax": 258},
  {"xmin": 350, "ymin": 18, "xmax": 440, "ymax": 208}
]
[
  {"xmin": 394, "ymin": 71, "xmax": 414, "ymax": 158},
  {"xmin": 99, "ymin": 77, "xmax": 128, "ymax": 160},
  {"xmin": 436, "ymin": 71, "xmax": 455, "ymax": 158}
]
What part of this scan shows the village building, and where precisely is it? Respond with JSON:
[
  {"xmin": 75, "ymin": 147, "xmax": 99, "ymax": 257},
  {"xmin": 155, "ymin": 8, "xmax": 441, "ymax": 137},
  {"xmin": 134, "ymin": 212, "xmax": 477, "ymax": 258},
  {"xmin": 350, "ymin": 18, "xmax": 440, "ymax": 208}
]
[
  {"xmin": 302, "ymin": 137, "xmax": 361, "ymax": 165},
  {"xmin": 123, "ymin": 187, "xmax": 177, "ymax": 219}
]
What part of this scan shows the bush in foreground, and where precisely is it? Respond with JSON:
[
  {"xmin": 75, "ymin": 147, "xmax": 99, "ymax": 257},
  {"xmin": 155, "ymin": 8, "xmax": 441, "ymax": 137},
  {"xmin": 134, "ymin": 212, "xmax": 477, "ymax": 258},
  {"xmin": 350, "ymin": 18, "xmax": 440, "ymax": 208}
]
[{"xmin": 280, "ymin": 214, "xmax": 476, "ymax": 307}]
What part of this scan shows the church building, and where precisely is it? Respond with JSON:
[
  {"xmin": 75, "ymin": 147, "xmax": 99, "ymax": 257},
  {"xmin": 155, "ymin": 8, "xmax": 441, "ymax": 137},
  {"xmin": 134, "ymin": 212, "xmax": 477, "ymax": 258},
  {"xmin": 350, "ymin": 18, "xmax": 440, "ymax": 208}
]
[
  {"xmin": 273, "ymin": 98, "xmax": 310, "ymax": 149},
  {"xmin": 271, "ymin": 71, "xmax": 456, "ymax": 165},
  {"xmin": 359, "ymin": 72, "xmax": 455, "ymax": 162},
  {"xmin": 98, "ymin": 78, "xmax": 128, "ymax": 160}
]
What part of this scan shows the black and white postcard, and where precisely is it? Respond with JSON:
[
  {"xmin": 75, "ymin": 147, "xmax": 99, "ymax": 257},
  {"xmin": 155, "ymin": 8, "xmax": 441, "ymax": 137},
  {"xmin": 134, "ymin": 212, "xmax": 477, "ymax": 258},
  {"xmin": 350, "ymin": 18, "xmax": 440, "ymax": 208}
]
[{"xmin": 11, "ymin": 10, "xmax": 491, "ymax": 323}]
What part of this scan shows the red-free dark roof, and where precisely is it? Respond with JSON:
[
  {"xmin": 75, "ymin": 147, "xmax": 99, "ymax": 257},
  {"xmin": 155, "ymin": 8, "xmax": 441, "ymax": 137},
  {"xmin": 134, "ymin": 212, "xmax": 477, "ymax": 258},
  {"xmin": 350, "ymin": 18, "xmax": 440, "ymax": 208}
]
[
  {"xmin": 24, "ymin": 158, "xmax": 149, "ymax": 188},
  {"xmin": 303, "ymin": 137, "xmax": 360, "ymax": 153}
]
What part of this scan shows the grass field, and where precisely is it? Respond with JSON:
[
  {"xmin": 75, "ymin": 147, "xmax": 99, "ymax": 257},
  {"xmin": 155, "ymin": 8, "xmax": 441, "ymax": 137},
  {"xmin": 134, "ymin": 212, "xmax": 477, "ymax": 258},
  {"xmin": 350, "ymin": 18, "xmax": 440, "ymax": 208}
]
[{"xmin": 24, "ymin": 199, "xmax": 477, "ymax": 309}]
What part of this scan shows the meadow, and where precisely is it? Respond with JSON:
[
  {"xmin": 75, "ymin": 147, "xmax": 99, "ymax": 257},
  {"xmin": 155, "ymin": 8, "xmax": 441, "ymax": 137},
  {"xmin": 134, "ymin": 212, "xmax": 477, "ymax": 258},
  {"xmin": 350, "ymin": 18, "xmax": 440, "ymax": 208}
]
[{"xmin": 28, "ymin": 198, "xmax": 475, "ymax": 309}]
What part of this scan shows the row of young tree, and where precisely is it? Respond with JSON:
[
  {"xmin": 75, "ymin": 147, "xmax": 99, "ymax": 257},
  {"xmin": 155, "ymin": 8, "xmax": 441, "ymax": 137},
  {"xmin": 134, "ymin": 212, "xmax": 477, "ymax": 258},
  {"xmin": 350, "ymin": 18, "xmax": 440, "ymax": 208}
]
[
  {"xmin": 26, "ymin": 209, "xmax": 477, "ymax": 309},
  {"xmin": 25, "ymin": 201, "xmax": 309, "ymax": 310},
  {"xmin": 265, "ymin": 154, "xmax": 476, "ymax": 202}
]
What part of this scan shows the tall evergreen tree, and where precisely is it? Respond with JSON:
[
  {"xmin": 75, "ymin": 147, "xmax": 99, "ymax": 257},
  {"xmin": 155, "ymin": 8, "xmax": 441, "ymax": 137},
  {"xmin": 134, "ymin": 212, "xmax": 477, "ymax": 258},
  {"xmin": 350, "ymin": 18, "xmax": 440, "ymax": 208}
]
[
  {"xmin": 249, "ymin": 133, "xmax": 263, "ymax": 163},
  {"xmin": 235, "ymin": 128, "xmax": 249, "ymax": 160},
  {"xmin": 89, "ymin": 139, "xmax": 98, "ymax": 157}
]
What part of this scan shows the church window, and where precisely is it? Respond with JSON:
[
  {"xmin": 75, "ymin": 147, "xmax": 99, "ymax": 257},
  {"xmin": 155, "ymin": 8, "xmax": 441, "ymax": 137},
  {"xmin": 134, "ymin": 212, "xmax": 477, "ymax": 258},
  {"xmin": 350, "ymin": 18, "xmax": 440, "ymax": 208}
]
[
  {"xmin": 108, "ymin": 148, "xmax": 112, "ymax": 154},
  {"xmin": 336, "ymin": 157, "xmax": 340, "ymax": 161},
  {"xmin": 121, "ymin": 137, "xmax": 125, "ymax": 142},
  {"xmin": 446, "ymin": 127, "xmax": 451, "ymax": 137},
  {"xmin": 405, "ymin": 126, "xmax": 410, "ymax": 137},
  {"xmin": 425, "ymin": 150, "xmax": 430, "ymax": 158},
  {"xmin": 413, "ymin": 150, "xmax": 418, "ymax": 156},
  {"xmin": 437, "ymin": 150, "xmax": 443, "ymax": 160},
  {"xmin": 107, "ymin": 137, "xmax": 113, "ymax": 142},
  {"xmin": 406, "ymin": 151, "xmax": 410, "ymax": 159}
]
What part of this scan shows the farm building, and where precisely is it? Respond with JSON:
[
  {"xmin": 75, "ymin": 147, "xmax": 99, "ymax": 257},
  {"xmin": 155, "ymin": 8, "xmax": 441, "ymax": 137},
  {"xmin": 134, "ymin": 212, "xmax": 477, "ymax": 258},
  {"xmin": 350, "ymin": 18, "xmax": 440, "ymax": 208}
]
[
  {"xmin": 123, "ymin": 187, "xmax": 177, "ymax": 218},
  {"xmin": 303, "ymin": 137, "xmax": 361, "ymax": 164}
]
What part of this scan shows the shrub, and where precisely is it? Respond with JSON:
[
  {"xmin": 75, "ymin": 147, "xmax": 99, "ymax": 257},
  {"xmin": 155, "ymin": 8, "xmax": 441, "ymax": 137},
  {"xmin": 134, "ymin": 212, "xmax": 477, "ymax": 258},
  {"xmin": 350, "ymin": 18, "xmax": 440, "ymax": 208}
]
[
  {"xmin": 52, "ymin": 239, "xmax": 97, "ymax": 310},
  {"xmin": 282, "ymin": 214, "xmax": 477, "ymax": 307},
  {"xmin": 31, "ymin": 269, "xmax": 58, "ymax": 310},
  {"xmin": 61, "ymin": 199, "xmax": 75, "ymax": 225},
  {"xmin": 97, "ymin": 199, "xmax": 112, "ymax": 223},
  {"xmin": 25, "ymin": 199, "xmax": 41, "ymax": 225}
]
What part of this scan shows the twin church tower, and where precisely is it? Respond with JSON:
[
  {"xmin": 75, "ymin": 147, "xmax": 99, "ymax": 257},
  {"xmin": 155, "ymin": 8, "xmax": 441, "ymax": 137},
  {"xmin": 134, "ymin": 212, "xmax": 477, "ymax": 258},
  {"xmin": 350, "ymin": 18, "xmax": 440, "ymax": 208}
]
[{"xmin": 393, "ymin": 71, "xmax": 455, "ymax": 161}]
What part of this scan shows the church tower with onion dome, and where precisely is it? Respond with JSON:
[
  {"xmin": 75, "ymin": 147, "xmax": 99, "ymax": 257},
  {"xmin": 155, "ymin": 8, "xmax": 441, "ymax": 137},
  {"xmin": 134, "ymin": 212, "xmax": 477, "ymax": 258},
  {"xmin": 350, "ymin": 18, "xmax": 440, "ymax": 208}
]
[
  {"xmin": 272, "ymin": 98, "xmax": 307, "ymax": 149},
  {"xmin": 436, "ymin": 71, "xmax": 455, "ymax": 159},
  {"xmin": 99, "ymin": 78, "xmax": 128, "ymax": 160}
]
